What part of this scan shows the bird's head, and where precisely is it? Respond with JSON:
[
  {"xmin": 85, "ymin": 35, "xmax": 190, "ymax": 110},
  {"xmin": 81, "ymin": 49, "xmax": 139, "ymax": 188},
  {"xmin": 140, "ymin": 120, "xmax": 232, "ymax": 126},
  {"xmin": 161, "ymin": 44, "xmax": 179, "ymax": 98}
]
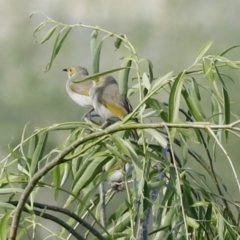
[{"xmin": 63, "ymin": 66, "xmax": 88, "ymax": 78}]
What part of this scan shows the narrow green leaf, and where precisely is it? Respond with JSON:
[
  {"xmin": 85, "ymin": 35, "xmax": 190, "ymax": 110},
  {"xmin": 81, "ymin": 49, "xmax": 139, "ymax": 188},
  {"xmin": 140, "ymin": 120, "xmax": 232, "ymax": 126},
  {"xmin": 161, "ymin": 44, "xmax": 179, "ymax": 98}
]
[
  {"xmin": 76, "ymin": 183, "xmax": 101, "ymax": 215},
  {"xmin": 30, "ymin": 131, "xmax": 48, "ymax": 176},
  {"xmin": 182, "ymin": 182, "xmax": 199, "ymax": 219},
  {"xmin": 220, "ymin": 45, "xmax": 240, "ymax": 56},
  {"xmin": 223, "ymin": 87, "xmax": 230, "ymax": 135},
  {"xmin": 29, "ymin": 12, "xmax": 35, "ymax": 19},
  {"xmin": 27, "ymin": 135, "xmax": 37, "ymax": 166},
  {"xmin": 52, "ymin": 164, "xmax": 61, "ymax": 200},
  {"xmin": 17, "ymin": 163, "xmax": 30, "ymax": 176},
  {"xmin": 182, "ymin": 88, "xmax": 204, "ymax": 121},
  {"xmin": 143, "ymin": 129, "xmax": 168, "ymax": 149},
  {"xmin": 224, "ymin": 223, "xmax": 237, "ymax": 239},
  {"xmin": 0, "ymin": 202, "xmax": 15, "ymax": 209},
  {"xmin": 218, "ymin": 214, "xmax": 224, "ymax": 240},
  {"xmin": 146, "ymin": 98, "xmax": 169, "ymax": 120},
  {"xmin": 71, "ymin": 157, "xmax": 94, "ymax": 187},
  {"xmin": 119, "ymin": 60, "xmax": 132, "ymax": 96},
  {"xmin": 214, "ymin": 65, "xmax": 230, "ymax": 139},
  {"xmin": 156, "ymin": 206, "xmax": 175, "ymax": 239},
  {"xmin": 0, "ymin": 211, "xmax": 12, "ymax": 240},
  {"xmin": 39, "ymin": 25, "xmax": 57, "ymax": 44},
  {"xmin": 151, "ymin": 71, "xmax": 173, "ymax": 92},
  {"xmin": 92, "ymin": 40, "xmax": 103, "ymax": 74},
  {"xmin": 169, "ymin": 71, "xmax": 186, "ymax": 123},
  {"xmin": 141, "ymin": 59, "xmax": 154, "ymax": 96},
  {"xmin": 111, "ymin": 135, "xmax": 130, "ymax": 155},
  {"xmin": 104, "ymin": 156, "xmax": 118, "ymax": 174},
  {"xmin": 44, "ymin": 33, "xmax": 60, "ymax": 72},
  {"xmin": 141, "ymin": 109, "xmax": 157, "ymax": 119},
  {"xmin": 225, "ymin": 61, "xmax": 239, "ymax": 69},
  {"xmin": 54, "ymin": 27, "xmax": 71, "ymax": 57},
  {"xmin": 44, "ymin": 27, "xmax": 71, "ymax": 72},
  {"xmin": 114, "ymin": 34, "xmax": 125, "ymax": 50},
  {"xmin": 169, "ymin": 71, "xmax": 186, "ymax": 138},
  {"xmin": 8, "ymin": 145, "xmax": 24, "ymax": 163},
  {"xmin": 0, "ymin": 188, "xmax": 23, "ymax": 194},
  {"xmin": 64, "ymin": 156, "xmax": 110, "ymax": 207},
  {"xmin": 60, "ymin": 163, "xmax": 71, "ymax": 187},
  {"xmin": 205, "ymin": 204, "xmax": 212, "ymax": 226},
  {"xmin": 149, "ymin": 226, "xmax": 170, "ymax": 237},
  {"xmin": 191, "ymin": 77, "xmax": 201, "ymax": 101},
  {"xmin": 107, "ymin": 211, "xmax": 130, "ymax": 234},
  {"xmin": 203, "ymin": 59, "xmax": 215, "ymax": 81},
  {"xmin": 147, "ymin": 59, "xmax": 154, "ymax": 83},
  {"xmin": 33, "ymin": 22, "xmax": 46, "ymax": 37},
  {"xmin": 191, "ymin": 201, "xmax": 210, "ymax": 207},
  {"xmin": 178, "ymin": 128, "xmax": 199, "ymax": 143},
  {"xmin": 179, "ymin": 135, "xmax": 188, "ymax": 164},
  {"xmin": 107, "ymin": 201, "xmax": 128, "ymax": 223},
  {"xmin": 211, "ymin": 95, "xmax": 220, "ymax": 124},
  {"xmin": 143, "ymin": 180, "xmax": 150, "ymax": 212},
  {"xmin": 142, "ymin": 73, "xmax": 151, "ymax": 91},
  {"xmin": 188, "ymin": 84, "xmax": 206, "ymax": 118},
  {"xmin": 105, "ymin": 144, "xmax": 130, "ymax": 163},
  {"xmin": 90, "ymin": 29, "xmax": 98, "ymax": 59},
  {"xmin": 73, "ymin": 67, "xmax": 128, "ymax": 83},
  {"xmin": 186, "ymin": 216, "xmax": 199, "ymax": 229},
  {"xmin": 119, "ymin": 139, "xmax": 143, "ymax": 175},
  {"xmin": 29, "ymin": 11, "xmax": 44, "ymax": 20},
  {"xmin": 195, "ymin": 41, "xmax": 213, "ymax": 63},
  {"xmin": 212, "ymin": 55, "xmax": 239, "ymax": 69}
]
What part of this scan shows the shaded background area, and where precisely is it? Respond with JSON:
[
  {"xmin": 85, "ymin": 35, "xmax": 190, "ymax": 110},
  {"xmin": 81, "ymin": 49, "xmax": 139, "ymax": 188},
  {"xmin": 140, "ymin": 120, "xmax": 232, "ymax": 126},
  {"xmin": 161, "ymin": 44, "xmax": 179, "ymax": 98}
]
[{"xmin": 1, "ymin": 0, "xmax": 240, "ymax": 237}]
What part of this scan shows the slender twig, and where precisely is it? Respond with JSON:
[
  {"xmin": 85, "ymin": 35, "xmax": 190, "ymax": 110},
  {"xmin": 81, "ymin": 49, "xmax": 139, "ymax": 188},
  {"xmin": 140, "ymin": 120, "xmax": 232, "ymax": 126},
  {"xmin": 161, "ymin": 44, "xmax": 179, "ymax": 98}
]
[
  {"xmin": 8, "ymin": 120, "xmax": 240, "ymax": 240},
  {"xmin": 99, "ymin": 181, "xmax": 107, "ymax": 228}
]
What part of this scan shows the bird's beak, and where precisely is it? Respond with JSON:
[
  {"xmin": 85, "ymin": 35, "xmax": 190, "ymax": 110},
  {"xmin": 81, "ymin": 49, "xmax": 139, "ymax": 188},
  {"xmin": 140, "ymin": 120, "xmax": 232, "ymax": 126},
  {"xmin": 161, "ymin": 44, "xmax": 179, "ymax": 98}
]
[{"xmin": 63, "ymin": 68, "xmax": 68, "ymax": 72}]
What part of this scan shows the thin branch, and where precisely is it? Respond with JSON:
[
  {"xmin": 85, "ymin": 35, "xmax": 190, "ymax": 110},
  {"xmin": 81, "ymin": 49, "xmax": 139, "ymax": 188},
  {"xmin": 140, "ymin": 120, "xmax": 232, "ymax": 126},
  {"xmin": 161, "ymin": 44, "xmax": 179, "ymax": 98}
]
[
  {"xmin": 8, "ymin": 120, "xmax": 240, "ymax": 240},
  {"xmin": 8, "ymin": 201, "xmax": 105, "ymax": 240},
  {"xmin": 231, "ymin": 119, "xmax": 240, "ymax": 127},
  {"xmin": 99, "ymin": 181, "xmax": 107, "ymax": 228},
  {"xmin": 9, "ymin": 203, "xmax": 85, "ymax": 240}
]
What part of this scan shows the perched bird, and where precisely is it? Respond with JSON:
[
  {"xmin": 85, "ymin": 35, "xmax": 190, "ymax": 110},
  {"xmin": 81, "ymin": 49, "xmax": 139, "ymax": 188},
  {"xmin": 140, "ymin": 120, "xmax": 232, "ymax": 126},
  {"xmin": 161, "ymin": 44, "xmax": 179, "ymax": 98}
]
[
  {"xmin": 108, "ymin": 163, "xmax": 133, "ymax": 191},
  {"xmin": 89, "ymin": 75, "xmax": 138, "ymax": 139},
  {"xmin": 89, "ymin": 75, "xmax": 138, "ymax": 189},
  {"xmin": 63, "ymin": 66, "xmax": 95, "ymax": 121}
]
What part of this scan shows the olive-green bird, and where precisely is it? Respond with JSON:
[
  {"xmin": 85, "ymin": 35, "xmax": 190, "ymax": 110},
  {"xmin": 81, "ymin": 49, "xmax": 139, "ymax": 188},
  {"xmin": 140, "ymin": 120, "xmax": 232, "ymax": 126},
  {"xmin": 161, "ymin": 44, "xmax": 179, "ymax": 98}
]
[
  {"xmin": 89, "ymin": 75, "xmax": 138, "ymax": 140},
  {"xmin": 63, "ymin": 66, "xmax": 95, "ymax": 120}
]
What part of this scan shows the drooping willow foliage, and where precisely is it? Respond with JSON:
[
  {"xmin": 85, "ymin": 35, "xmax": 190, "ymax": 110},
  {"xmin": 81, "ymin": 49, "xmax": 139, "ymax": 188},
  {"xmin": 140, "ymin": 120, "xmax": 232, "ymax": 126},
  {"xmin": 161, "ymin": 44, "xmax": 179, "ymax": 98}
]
[{"xmin": 1, "ymin": 12, "xmax": 240, "ymax": 240}]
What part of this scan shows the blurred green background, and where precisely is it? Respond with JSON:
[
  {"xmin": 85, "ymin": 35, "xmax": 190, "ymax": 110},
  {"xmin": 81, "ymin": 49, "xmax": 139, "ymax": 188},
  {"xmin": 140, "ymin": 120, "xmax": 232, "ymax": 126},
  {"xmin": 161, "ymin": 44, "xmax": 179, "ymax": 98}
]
[{"xmin": 1, "ymin": 0, "xmax": 240, "ymax": 235}]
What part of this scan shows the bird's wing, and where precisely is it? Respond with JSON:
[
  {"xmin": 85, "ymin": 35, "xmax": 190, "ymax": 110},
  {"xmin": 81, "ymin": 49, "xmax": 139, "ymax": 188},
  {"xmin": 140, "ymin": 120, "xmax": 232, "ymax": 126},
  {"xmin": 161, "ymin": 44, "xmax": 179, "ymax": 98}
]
[
  {"xmin": 120, "ymin": 95, "xmax": 133, "ymax": 113},
  {"xmin": 69, "ymin": 82, "xmax": 91, "ymax": 96},
  {"xmin": 99, "ymin": 81, "xmax": 131, "ymax": 119},
  {"xmin": 101, "ymin": 97, "xmax": 128, "ymax": 119}
]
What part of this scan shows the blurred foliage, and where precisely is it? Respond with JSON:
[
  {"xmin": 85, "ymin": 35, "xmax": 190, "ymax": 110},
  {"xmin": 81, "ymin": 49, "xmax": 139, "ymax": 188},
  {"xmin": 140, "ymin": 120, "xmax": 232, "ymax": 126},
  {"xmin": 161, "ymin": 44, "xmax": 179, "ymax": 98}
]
[
  {"xmin": 1, "ymin": 2, "xmax": 240, "ymax": 240},
  {"xmin": 1, "ymin": 10, "xmax": 240, "ymax": 240}
]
